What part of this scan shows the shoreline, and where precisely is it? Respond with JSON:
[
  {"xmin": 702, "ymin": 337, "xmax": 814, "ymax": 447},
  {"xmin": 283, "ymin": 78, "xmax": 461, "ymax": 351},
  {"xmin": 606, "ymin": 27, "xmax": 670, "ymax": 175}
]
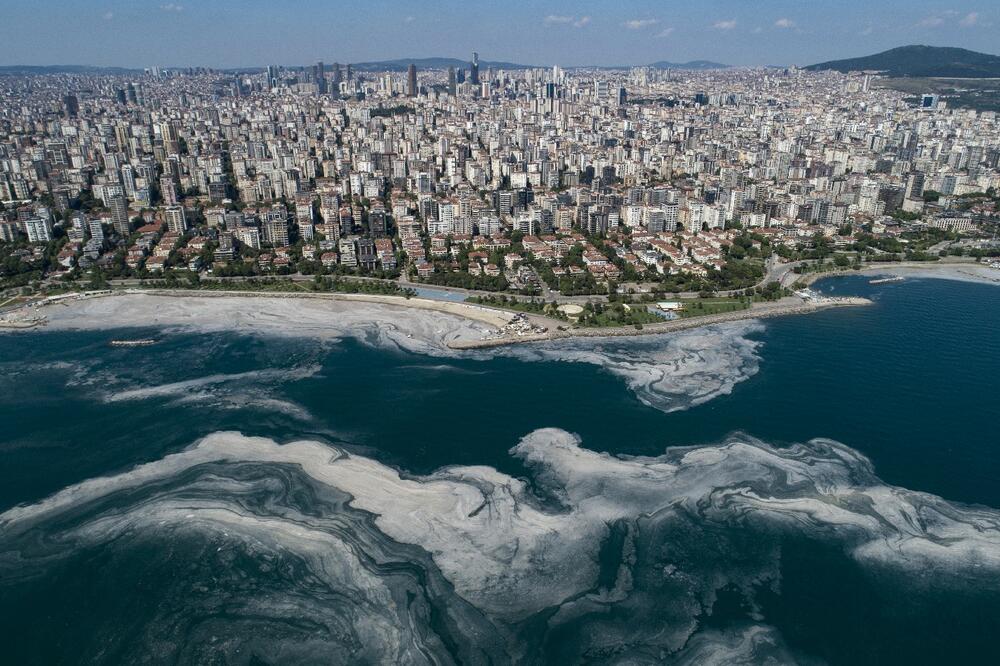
[
  {"xmin": 448, "ymin": 296, "xmax": 872, "ymax": 349},
  {"xmin": 7, "ymin": 287, "xmax": 873, "ymax": 349},
  {"xmin": 794, "ymin": 260, "xmax": 1000, "ymax": 288},
  {"xmin": 128, "ymin": 288, "xmax": 516, "ymax": 330}
]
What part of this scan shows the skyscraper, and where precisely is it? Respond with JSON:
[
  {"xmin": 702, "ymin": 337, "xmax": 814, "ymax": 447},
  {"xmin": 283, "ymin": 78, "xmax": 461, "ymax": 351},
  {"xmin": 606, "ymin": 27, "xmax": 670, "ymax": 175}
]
[
  {"xmin": 470, "ymin": 52, "xmax": 479, "ymax": 85},
  {"xmin": 108, "ymin": 193, "xmax": 130, "ymax": 237},
  {"xmin": 315, "ymin": 61, "xmax": 326, "ymax": 93},
  {"xmin": 63, "ymin": 94, "xmax": 79, "ymax": 118},
  {"xmin": 448, "ymin": 67, "xmax": 456, "ymax": 96},
  {"xmin": 407, "ymin": 63, "xmax": 417, "ymax": 97}
]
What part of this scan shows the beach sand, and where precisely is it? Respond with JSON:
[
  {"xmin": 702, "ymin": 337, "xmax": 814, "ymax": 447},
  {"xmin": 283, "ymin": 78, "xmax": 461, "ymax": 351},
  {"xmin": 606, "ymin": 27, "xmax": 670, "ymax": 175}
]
[
  {"xmin": 36, "ymin": 291, "xmax": 510, "ymax": 353},
  {"xmin": 19, "ymin": 288, "xmax": 876, "ymax": 351}
]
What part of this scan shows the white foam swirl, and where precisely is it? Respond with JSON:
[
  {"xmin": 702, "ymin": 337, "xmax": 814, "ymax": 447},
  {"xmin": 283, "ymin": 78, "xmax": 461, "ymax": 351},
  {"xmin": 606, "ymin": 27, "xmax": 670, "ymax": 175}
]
[{"xmin": 4, "ymin": 429, "xmax": 1000, "ymax": 662}]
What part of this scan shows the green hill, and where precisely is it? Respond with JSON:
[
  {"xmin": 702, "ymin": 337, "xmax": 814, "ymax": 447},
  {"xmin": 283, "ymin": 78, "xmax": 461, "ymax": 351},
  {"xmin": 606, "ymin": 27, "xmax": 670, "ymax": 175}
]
[{"xmin": 805, "ymin": 45, "xmax": 1000, "ymax": 78}]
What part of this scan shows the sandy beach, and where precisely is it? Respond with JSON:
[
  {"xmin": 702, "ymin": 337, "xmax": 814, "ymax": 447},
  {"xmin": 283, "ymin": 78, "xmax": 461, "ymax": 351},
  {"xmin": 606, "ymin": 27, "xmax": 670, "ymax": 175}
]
[
  {"xmin": 29, "ymin": 291, "xmax": 509, "ymax": 355},
  {"xmin": 10, "ymin": 287, "xmax": 870, "ymax": 350},
  {"xmin": 13, "ymin": 288, "xmax": 875, "ymax": 351}
]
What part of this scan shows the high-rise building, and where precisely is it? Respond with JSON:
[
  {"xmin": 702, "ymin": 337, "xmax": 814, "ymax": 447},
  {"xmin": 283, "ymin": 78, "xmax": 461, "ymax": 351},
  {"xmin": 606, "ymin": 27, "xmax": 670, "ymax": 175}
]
[
  {"xmin": 63, "ymin": 94, "xmax": 79, "ymax": 118},
  {"xmin": 315, "ymin": 61, "xmax": 326, "ymax": 93},
  {"xmin": 407, "ymin": 64, "xmax": 418, "ymax": 97},
  {"xmin": 24, "ymin": 218, "xmax": 52, "ymax": 243},
  {"xmin": 108, "ymin": 193, "xmax": 130, "ymax": 236},
  {"xmin": 164, "ymin": 205, "xmax": 187, "ymax": 234},
  {"xmin": 0, "ymin": 221, "xmax": 19, "ymax": 242},
  {"xmin": 263, "ymin": 215, "xmax": 289, "ymax": 246},
  {"xmin": 448, "ymin": 67, "xmax": 456, "ymax": 96},
  {"xmin": 906, "ymin": 172, "xmax": 925, "ymax": 199},
  {"xmin": 88, "ymin": 219, "xmax": 105, "ymax": 242},
  {"xmin": 159, "ymin": 175, "xmax": 178, "ymax": 205},
  {"xmin": 470, "ymin": 52, "xmax": 480, "ymax": 85},
  {"xmin": 332, "ymin": 63, "xmax": 342, "ymax": 91}
]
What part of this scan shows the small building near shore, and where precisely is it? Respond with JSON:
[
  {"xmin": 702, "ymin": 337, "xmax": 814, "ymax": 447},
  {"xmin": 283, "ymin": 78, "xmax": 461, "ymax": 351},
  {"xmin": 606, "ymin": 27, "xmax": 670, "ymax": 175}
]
[{"xmin": 657, "ymin": 301, "xmax": 684, "ymax": 311}]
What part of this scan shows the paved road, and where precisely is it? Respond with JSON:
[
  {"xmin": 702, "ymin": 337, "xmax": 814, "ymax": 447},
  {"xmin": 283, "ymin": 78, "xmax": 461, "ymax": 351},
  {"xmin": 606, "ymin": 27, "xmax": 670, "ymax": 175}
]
[
  {"xmin": 110, "ymin": 258, "xmax": 801, "ymax": 304},
  {"xmin": 112, "ymin": 254, "xmax": 989, "ymax": 306}
]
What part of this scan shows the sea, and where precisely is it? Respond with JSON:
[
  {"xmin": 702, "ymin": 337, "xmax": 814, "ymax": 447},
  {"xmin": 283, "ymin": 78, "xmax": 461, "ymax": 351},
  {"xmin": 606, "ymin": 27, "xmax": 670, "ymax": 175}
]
[{"xmin": 1, "ymin": 273, "xmax": 998, "ymax": 664}]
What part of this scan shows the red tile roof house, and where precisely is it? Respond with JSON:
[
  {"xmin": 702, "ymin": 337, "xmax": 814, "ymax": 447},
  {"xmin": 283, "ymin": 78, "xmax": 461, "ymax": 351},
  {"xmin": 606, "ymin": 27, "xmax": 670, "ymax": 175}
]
[{"xmin": 145, "ymin": 256, "xmax": 166, "ymax": 272}]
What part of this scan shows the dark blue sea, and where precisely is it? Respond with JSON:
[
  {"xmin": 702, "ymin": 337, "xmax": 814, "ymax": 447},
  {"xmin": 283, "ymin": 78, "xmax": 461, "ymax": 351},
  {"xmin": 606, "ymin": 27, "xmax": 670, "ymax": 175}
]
[{"xmin": 1, "ymin": 274, "xmax": 998, "ymax": 664}]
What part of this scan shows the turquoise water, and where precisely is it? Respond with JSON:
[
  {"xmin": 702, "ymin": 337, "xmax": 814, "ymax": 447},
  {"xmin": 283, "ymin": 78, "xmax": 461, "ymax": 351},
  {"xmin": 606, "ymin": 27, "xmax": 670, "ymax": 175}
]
[{"xmin": 1, "ymin": 275, "xmax": 999, "ymax": 664}]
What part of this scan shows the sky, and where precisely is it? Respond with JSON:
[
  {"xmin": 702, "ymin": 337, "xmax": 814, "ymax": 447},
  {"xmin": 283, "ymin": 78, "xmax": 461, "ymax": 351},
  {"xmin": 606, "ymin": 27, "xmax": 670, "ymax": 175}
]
[{"xmin": 1, "ymin": 0, "xmax": 998, "ymax": 69}]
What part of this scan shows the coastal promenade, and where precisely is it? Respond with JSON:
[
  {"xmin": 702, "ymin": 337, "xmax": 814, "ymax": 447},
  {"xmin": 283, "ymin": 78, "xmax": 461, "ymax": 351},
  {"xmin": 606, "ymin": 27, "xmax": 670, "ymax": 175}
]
[
  {"xmin": 448, "ymin": 295, "xmax": 873, "ymax": 350},
  {"xmin": 5, "ymin": 286, "xmax": 872, "ymax": 348}
]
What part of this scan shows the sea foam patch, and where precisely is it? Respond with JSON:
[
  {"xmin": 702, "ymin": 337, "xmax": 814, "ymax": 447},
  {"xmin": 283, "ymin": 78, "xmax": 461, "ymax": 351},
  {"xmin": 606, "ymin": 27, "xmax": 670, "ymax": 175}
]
[
  {"xmin": 3, "ymin": 429, "xmax": 999, "ymax": 663},
  {"xmin": 489, "ymin": 321, "xmax": 764, "ymax": 413},
  {"xmin": 40, "ymin": 293, "xmax": 765, "ymax": 414}
]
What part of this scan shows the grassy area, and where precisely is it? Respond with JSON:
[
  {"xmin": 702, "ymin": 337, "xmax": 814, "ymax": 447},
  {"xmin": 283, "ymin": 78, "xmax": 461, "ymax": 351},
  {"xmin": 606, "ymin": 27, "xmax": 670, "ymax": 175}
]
[
  {"xmin": 466, "ymin": 295, "xmax": 557, "ymax": 316},
  {"xmin": 579, "ymin": 303, "xmax": 664, "ymax": 328},
  {"xmin": 676, "ymin": 298, "xmax": 751, "ymax": 318},
  {"xmin": 467, "ymin": 295, "xmax": 664, "ymax": 328}
]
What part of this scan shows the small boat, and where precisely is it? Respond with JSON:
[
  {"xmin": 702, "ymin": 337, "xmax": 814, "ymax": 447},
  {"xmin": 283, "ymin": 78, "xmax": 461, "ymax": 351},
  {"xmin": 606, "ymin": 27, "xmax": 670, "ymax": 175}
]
[
  {"xmin": 869, "ymin": 276, "xmax": 904, "ymax": 285},
  {"xmin": 109, "ymin": 339, "xmax": 158, "ymax": 347}
]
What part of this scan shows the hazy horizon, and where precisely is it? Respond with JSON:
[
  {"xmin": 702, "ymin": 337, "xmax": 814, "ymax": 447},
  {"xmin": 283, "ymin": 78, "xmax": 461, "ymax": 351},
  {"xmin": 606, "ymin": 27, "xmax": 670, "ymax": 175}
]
[{"xmin": 1, "ymin": 0, "xmax": 997, "ymax": 70}]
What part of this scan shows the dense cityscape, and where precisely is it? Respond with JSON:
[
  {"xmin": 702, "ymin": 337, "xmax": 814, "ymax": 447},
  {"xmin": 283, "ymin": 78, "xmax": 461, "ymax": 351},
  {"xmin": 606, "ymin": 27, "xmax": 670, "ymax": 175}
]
[
  {"xmin": 4, "ymin": 0, "xmax": 1000, "ymax": 658},
  {"xmin": 2, "ymin": 54, "xmax": 999, "ymax": 329}
]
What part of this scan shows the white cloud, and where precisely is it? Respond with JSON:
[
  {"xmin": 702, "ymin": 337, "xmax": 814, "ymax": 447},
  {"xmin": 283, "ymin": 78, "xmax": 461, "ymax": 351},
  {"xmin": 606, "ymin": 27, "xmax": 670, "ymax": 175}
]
[
  {"xmin": 623, "ymin": 19, "xmax": 660, "ymax": 30},
  {"xmin": 544, "ymin": 14, "xmax": 590, "ymax": 28},
  {"xmin": 712, "ymin": 19, "xmax": 737, "ymax": 30},
  {"xmin": 774, "ymin": 18, "xmax": 795, "ymax": 29},
  {"xmin": 920, "ymin": 10, "xmax": 982, "ymax": 28},
  {"xmin": 160, "ymin": 3, "xmax": 184, "ymax": 11},
  {"xmin": 655, "ymin": 27, "xmax": 675, "ymax": 38},
  {"xmin": 404, "ymin": 15, "xmax": 415, "ymax": 23},
  {"xmin": 103, "ymin": 10, "xmax": 113, "ymax": 20}
]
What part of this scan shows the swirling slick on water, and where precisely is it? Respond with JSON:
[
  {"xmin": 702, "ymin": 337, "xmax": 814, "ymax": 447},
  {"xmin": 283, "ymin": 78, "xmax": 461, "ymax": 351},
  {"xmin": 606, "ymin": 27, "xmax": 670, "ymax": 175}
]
[{"xmin": 3, "ymin": 429, "xmax": 1000, "ymax": 664}]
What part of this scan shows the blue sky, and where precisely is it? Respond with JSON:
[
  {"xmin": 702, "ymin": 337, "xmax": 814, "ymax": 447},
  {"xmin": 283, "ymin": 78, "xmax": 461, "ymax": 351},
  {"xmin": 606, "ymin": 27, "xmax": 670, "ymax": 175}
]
[{"xmin": 2, "ymin": 0, "xmax": 997, "ymax": 68}]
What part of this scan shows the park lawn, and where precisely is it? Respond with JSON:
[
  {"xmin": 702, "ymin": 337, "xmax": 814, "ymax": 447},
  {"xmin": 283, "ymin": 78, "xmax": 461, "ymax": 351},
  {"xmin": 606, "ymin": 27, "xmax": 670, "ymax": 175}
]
[{"xmin": 677, "ymin": 298, "xmax": 750, "ymax": 318}]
